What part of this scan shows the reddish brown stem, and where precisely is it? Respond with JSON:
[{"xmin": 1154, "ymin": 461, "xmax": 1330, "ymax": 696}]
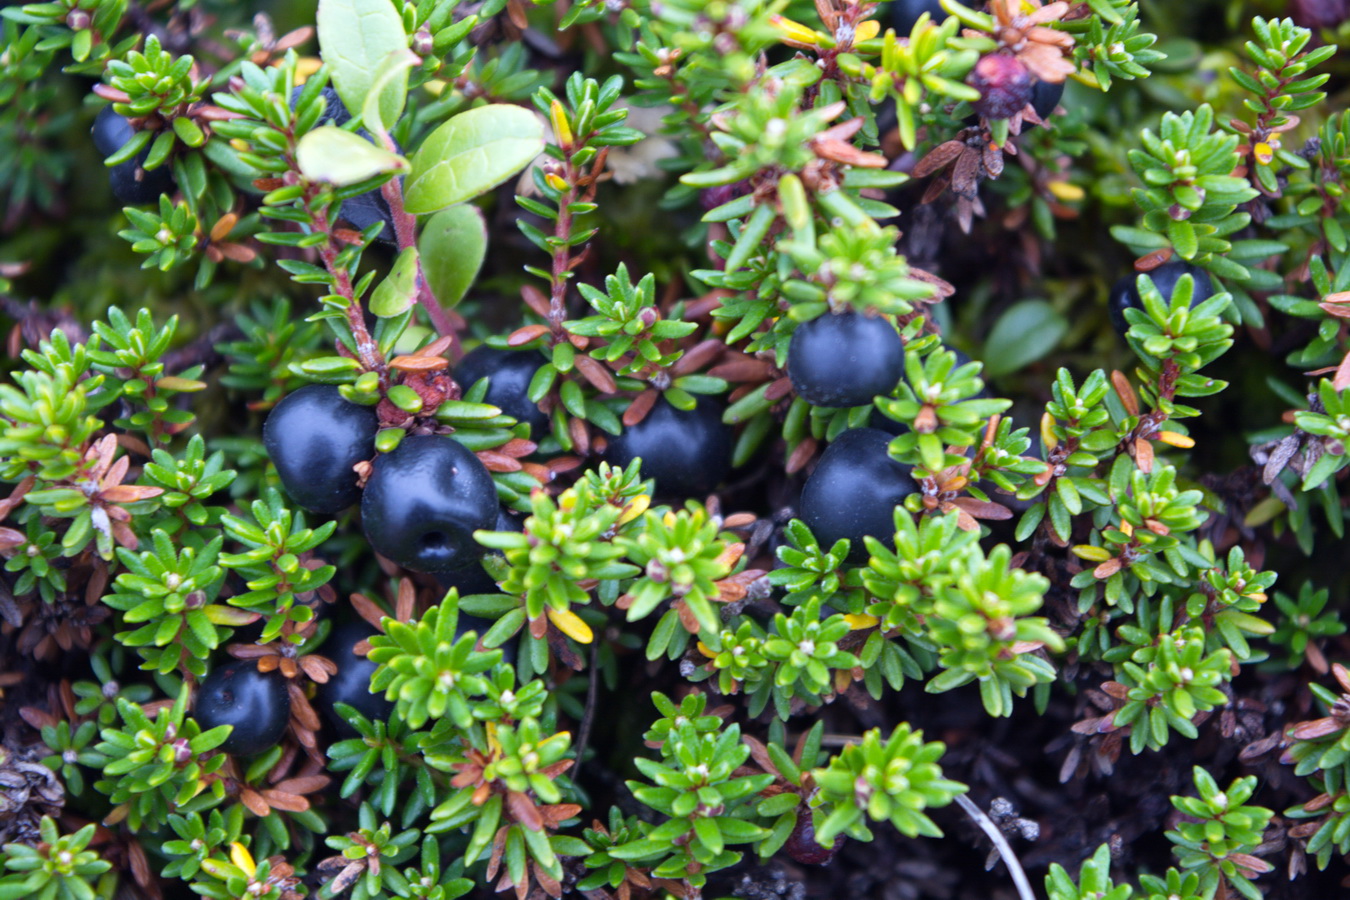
[{"xmin": 308, "ymin": 200, "xmax": 386, "ymax": 382}]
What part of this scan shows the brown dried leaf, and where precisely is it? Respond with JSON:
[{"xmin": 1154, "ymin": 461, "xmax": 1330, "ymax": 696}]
[
  {"xmin": 350, "ymin": 592, "xmax": 388, "ymax": 630},
  {"xmin": 573, "ymin": 355, "xmax": 617, "ymax": 393},
  {"xmin": 389, "ymin": 355, "xmax": 450, "ymax": 372},
  {"xmin": 507, "ymin": 324, "xmax": 551, "ymax": 347},
  {"xmin": 623, "ymin": 390, "xmax": 658, "ymax": 428},
  {"xmin": 914, "ymin": 140, "xmax": 965, "ymax": 178},
  {"xmin": 259, "ymin": 790, "xmax": 310, "ymax": 813},
  {"xmin": 239, "ymin": 788, "xmax": 272, "ymax": 817},
  {"xmin": 506, "ymin": 790, "xmax": 544, "ymax": 831}
]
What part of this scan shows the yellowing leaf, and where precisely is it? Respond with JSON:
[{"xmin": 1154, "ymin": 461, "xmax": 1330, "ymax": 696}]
[
  {"xmin": 296, "ymin": 127, "xmax": 406, "ymax": 186},
  {"xmin": 547, "ymin": 608, "xmax": 594, "ymax": 643}
]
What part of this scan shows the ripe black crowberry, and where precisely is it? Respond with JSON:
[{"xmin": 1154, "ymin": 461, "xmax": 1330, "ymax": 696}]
[
  {"xmin": 315, "ymin": 622, "xmax": 394, "ymax": 738},
  {"xmin": 434, "ymin": 507, "xmax": 521, "ymax": 596},
  {"xmin": 194, "ymin": 661, "xmax": 290, "ymax": 757},
  {"xmin": 787, "ymin": 311, "xmax": 905, "ymax": 408},
  {"xmin": 1030, "ymin": 79, "xmax": 1064, "ymax": 121},
  {"xmin": 606, "ymin": 397, "xmax": 733, "ymax": 498},
  {"xmin": 454, "ymin": 346, "xmax": 550, "ymax": 438},
  {"xmin": 799, "ymin": 427, "xmax": 917, "ymax": 562},
  {"xmin": 969, "ymin": 54, "xmax": 1034, "ymax": 120},
  {"xmin": 290, "ymin": 86, "xmax": 398, "ymax": 243},
  {"xmin": 1108, "ymin": 261, "xmax": 1215, "ymax": 336},
  {"xmin": 91, "ymin": 106, "xmax": 176, "ymax": 205},
  {"xmin": 263, "ymin": 384, "xmax": 379, "ymax": 514},
  {"xmin": 890, "ymin": 0, "xmax": 946, "ymax": 33},
  {"xmin": 361, "ymin": 434, "xmax": 499, "ymax": 573}
]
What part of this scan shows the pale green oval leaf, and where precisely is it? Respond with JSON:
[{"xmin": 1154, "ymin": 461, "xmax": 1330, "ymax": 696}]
[
  {"xmin": 370, "ymin": 246, "xmax": 420, "ymax": 317},
  {"xmin": 362, "ymin": 48, "xmax": 420, "ymax": 136},
  {"xmin": 419, "ymin": 204, "xmax": 487, "ymax": 309},
  {"xmin": 316, "ymin": 0, "xmax": 408, "ymax": 128},
  {"xmin": 296, "ymin": 126, "xmax": 406, "ymax": 186},
  {"xmin": 404, "ymin": 105, "xmax": 545, "ymax": 215},
  {"xmin": 982, "ymin": 300, "xmax": 1068, "ymax": 378}
]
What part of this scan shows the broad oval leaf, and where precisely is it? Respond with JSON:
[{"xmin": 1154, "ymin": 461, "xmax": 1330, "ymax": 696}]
[
  {"xmin": 982, "ymin": 299, "xmax": 1068, "ymax": 378},
  {"xmin": 419, "ymin": 204, "xmax": 487, "ymax": 309},
  {"xmin": 316, "ymin": 0, "xmax": 408, "ymax": 128},
  {"xmin": 404, "ymin": 105, "xmax": 545, "ymax": 215},
  {"xmin": 296, "ymin": 126, "xmax": 406, "ymax": 186},
  {"xmin": 362, "ymin": 48, "xmax": 420, "ymax": 136}
]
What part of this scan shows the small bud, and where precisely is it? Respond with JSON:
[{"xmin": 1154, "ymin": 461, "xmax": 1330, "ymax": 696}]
[{"xmin": 412, "ymin": 27, "xmax": 434, "ymax": 58}]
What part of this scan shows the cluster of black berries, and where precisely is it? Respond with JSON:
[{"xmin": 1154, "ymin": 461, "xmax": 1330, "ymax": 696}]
[{"xmin": 785, "ymin": 311, "xmax": 919, "ymax": 557}]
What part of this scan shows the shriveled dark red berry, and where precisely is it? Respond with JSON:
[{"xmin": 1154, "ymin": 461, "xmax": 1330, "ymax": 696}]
[
  {"xmin": 606, "ymin": 397, "xmax": 733, "ymax": 499},
  {"xmin": 1290, "ymin": 0, "xmax": 1349, "ymax": 29},
  {"xmin": 969, "ymin": 54, "xmax": 1034, "ymax": 120},
  {"xmin": 263, "ymin": 384, "xmax": 379, "ymax": 514},
  {"xmin": 454, "ymin": 346, "xmax": 550, "ymax": 438},
  {"xmin": 890, "ymin": 0, "xmax": 946, "ymax": 33},
  {"xmin": 784, "ymin": 813, "xmax": 842, "ymax": 865},
  {"xmin": 361, "ymin": 435, "xmax": 499, "ymax": 573},
  {"xmin": 800, "ymin": 427, "xmax": 917, "ymax": 563},
  {"xmin": 316, "ymin": 622, "xmax": 394, "ymax": 738},
  {"xmin": 787, "ymin": 311, "xmax": 905, "ymax": 408},
  {"xmin": 91, "ymin": 106, "xmax": 176, "ymax": 205},
  {"xmin": 1108, "ymin": 261, "xmax": 1215, "ymax": 336},
  {"xmin": 194, "ymin": 662, "xmax": 290, "ymax": 757},
  {"xmin": 1030, "ymin": 79, "xmax": 1064, "ymax": 122}
]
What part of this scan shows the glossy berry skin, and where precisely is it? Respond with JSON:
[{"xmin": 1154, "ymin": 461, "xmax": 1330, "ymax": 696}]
[
  {"xmin": 195, "ymin": 662, "xmax": 290, "ymax": 757},
  {"xmin": 970, "ymin": 54, "xmax": 1034, "ymax": 120},
  {"xmin": 361, "ymin": 435, "xmax": 498, "ymax": 574},
  {"xmin": 890, "ymin": 0, "xmax": 946, "ymax": 33},
  {"xmin": 291, "ymin": 86, "xmax": 398, "ymax": 243},
  {"xmin": 316, "ymin": 622, "xmax": 394, "ymax": 738},
  {"xmin": 454, "ymin": 346, "xmax": 550, "ymax": 438},
  {"xmin": 606, "ymin": 397, "xmax": 732, "ymax": 498},
  {"xmin": 1030, "ymin": 79, "xmax": 1064, "ymax": 121},
  {"xmin": 91, "ymin": 106, "xmax": 175, "ymax": 205},
  {"xmin": 263, "ymin": 385, "xmax": 378, "ymax": 514},
  {"xmin": 1108, "ymin": 261, "xmax": 1215, "ymax": 336},
  {"xmin": 787, "ymin": 312, "xmax": 905, "ymax": 408},
  {"xmin": 800, "ymin": 428, "xmax": 917, "ymax": 563}
]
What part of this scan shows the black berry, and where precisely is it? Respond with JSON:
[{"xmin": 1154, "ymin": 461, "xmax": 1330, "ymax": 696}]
[
  {"xmin": 315, "ymin": 622, "xmax": 394, "ymax": 738},
  {"xmin": 800, "ymin": 427, "xmax": 917, "ymax": 563},
  {"xmin": 263, "ymin": 384, "xmax": 379, "ymax": 515},
  {"xmin": 91, "ymin": 106, "xmax": 175, "ymax": 205},
  {"xmin": 1030, "ymin": 79, "xmax": 1064, "ymax": 122},
  {"xmin": 1108, "ymin": 261, "xmax": 1215, "ymax": 336},
  {"xmin": 890, "ymin": 0, "xmax": 946, "ymax": 33},
  {"xmin": 454, "ymin": 346, "xmax": 550, "ymax": 438},
  {"xmin": 361, "ymin": 434, "xmax": 499, "ymax": 573},
  {"xmin": 969, "ymin": 54, "xmax": 1034, "ymax": 120},
  {"xmin": 195, "ymin": 662, "xmax": 290, "ymax": 757},
  {"xmin": 787, "ymin": 311, "xmax": 905, "ymax": 408},
  {"xmin": 434, "ymin": 507, "xmax": 521, "ymax": 596},
  {"xmin": 290, "ymin": 86, "xmax": 399, "ymax": 243},
  {"xmin": 606, "ymin": 397, "xmax": 733, "ymax": 498}
]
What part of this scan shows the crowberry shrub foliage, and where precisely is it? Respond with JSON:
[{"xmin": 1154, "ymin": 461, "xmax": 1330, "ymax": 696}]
[{"xmin": 3, "ymin": 0, "xmax": 1350, "ymax": 899}]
